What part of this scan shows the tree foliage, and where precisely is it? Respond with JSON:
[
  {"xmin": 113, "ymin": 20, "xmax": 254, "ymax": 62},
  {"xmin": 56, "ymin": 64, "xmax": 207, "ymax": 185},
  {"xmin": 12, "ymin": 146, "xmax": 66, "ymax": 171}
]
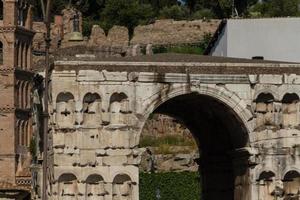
[
  {"xmin": 140, "ymin": 172, "xmax": 201, "ymax": 200},
  {"xmin": 32, "ymin": 0, "xmax": 300, "ymax": 36},
  {"xmin": 100, "ymin": 0, "xmax": 154, "ymax": 38}
]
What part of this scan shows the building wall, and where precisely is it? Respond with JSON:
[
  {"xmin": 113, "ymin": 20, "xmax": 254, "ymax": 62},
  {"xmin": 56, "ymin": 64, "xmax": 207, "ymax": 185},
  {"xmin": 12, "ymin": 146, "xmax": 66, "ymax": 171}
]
[
  {"xmin": 47, "ymin": 61, "xmax": 300, "ymax": 200},
  {"xmin": 212, "ymin": 18, "xmax": 300, "ymax": 62},
  {"xmin": 209, "ymin": 25, "xmax": 228, "ymax": 57},
  {"xmin": 227, "ymin": 18, "xmax": 300, "ymax": 62},
  {"xmin": 0, "ymin": 0, "xmax": 36, "ymax": 196}
]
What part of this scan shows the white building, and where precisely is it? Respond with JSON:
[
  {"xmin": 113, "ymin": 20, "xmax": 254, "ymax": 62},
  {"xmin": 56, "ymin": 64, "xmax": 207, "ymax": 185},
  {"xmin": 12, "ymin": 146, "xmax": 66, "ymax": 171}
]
[{"xmin": 205, "ymin": 18, "xmax": 300, "ymax": 62}]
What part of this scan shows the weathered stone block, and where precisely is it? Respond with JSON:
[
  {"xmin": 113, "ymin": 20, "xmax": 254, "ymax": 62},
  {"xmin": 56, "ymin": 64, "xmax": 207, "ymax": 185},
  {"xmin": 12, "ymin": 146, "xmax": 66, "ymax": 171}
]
[{"xmin": 103, "ymin": 156, "xmax": 127, "ymax": 166}]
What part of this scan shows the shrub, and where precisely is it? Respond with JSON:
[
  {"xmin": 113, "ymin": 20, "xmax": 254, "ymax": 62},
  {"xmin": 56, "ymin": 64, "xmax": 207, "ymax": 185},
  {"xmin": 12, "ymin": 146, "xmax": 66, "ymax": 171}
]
[
  {"xmin": 159, "ymin": 5, "xmax": 189, "ymax": 20},
  {"xmin": 192, "ymin": 9, "xmax": 215, "ymax": 19},
  {"xmin": 140, "ymin": 172, "xmax": 201, "ymax": 200}
]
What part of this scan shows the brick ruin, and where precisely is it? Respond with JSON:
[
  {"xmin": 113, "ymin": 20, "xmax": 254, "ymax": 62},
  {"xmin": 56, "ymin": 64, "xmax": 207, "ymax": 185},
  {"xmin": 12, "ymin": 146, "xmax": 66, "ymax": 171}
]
[{"xmin": 0, "ymin": 0, "xmax": 39, "ymax": 199}]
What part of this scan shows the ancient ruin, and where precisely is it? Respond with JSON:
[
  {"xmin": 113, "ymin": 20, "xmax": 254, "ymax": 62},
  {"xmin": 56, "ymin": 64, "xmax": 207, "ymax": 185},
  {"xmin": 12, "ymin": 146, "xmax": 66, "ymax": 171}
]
[
  {"xmin": 0, "ymin": 0, "xmax": 39, "ymax": 199},
  {"xmin": 40, "ymin": 53, "xmax": 300, "ymax": 200},
  {"xmin": 0, "ymin": 1, "xmax": 299, "ymax": 200}
]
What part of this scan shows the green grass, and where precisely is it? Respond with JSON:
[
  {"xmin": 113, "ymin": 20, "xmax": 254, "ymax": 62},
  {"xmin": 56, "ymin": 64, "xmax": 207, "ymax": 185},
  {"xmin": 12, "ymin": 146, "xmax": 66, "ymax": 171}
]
[
  {"xmin": 139, "ymin": 135, "xmax": 198, "ymax": 154},
  {"xmin": 140, "ymin": 135, "xmax": 197, "ymax": 147}
]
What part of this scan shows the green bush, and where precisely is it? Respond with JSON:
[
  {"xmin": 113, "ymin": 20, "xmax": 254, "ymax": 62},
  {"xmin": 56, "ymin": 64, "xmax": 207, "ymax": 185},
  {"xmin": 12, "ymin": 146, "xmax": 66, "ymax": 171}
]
[
  {"xmin": 192, "ymin": 9, "xmax": 216, "ymax": 19},
  {"xmin": 159, "ymin": 5, "xmax": 189, "ymax": 20},
  {"xmin": 140, "ymin": 172, "xmax": 201, "ymax": 200}
]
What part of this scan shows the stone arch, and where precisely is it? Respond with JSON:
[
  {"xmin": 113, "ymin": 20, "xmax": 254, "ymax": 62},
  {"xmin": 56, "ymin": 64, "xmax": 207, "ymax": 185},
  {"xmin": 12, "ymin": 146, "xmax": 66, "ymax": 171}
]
[
  {"xmin": 112, "ymin": 174, "xmax": 133, "ymax": 200},
  {"xmin": 57, "ymin": 173, "xmax": 78, "ymax": 198},
  {"xmin": 85, "ymin": 174, "xmax": 106, "ymax": 198},
  {"xmin": 281, "ymin": 93, "xmax": 300, "ymax": 127},
  {"xmin": 56, "ymin": 92, "xmax": 75, "ymax": 128},
  {"xmin": 139, "ymin": 85, "xmax": 252, "ymax": 200},
  {"xmin": 82, "ymin": 93, "xmax": 102, "ymax": 127},
  {"xmin": 283, "ymin": 170, "xmax": 300, "ymax": 181},
  {"xmin": 109, "ymin": 92, "xmax": 130, "ymax": 125},
  {"xmin": 257, "ymin": 170, "xmax": 276, "ymax": 181},
  {"xmin": 141, "ymin": 85, "xmax": 252, "ymax": 135},
  {"xmin": 254, "ymin": 88, "xmax": 280, "ymax": 102}
]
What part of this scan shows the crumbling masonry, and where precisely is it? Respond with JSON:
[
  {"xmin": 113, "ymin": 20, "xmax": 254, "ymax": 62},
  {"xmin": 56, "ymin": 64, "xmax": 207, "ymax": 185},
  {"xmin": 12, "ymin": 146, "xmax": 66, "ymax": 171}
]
[{"xmin": 43, "ymin": 54, "xmax": 300, "ymax": 200}]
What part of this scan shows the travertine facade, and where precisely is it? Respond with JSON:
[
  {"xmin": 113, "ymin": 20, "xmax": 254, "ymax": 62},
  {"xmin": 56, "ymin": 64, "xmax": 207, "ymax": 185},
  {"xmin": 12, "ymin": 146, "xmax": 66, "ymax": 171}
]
[
  {"xmin": 46, "ymin": 54, "xmax": 300, "ymax": 200},
  {"xmin": 0, "ymin": 0, "xmax": 36, "ymax": 199}
]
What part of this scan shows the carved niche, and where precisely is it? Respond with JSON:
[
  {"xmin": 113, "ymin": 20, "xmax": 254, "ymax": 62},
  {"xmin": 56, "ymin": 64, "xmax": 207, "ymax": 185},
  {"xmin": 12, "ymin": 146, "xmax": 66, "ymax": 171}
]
[
  {"xmin": 82, "ymin": 93, "xmax": 102, "ymax": 127},
  {"xmin": 56, "ymin": 92, "xmax": 75, "ymax": 128},
  {"xmin": 113, "ymin": 174, "xmax": 133, "ymax": 200},
  {"xmin": 109, "ymin": 93, "xmax": 129, "ymax": 125}
]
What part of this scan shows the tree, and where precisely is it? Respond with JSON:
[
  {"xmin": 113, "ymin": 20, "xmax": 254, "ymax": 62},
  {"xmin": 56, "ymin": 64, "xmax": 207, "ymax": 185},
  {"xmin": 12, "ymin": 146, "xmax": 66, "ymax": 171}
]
[
  {"xmin": 100, "ymin": 0, "xmax": 154, "ymax": 38},
  {"xmin": 268, "ymin": 0, "xmax": 299, "ymax": 16},
  {"xmin": 249, "ymin": 0, "xmax": 300, "ymax": 17},
  {"xmin": 159, "ymin": 5, "xmax": 189, "ymax": 20}
]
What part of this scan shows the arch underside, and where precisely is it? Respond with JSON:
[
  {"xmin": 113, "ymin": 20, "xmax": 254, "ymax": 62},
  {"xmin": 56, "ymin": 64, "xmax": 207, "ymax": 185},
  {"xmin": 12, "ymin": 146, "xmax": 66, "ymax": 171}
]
[{"xmin": 152, "ymin": 92, "xmax": 250, "ymax": 200}]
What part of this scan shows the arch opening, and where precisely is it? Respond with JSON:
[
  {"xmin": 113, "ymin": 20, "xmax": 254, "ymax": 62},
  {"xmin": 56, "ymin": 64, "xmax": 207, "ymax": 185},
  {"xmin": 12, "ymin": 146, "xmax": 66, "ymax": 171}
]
[
  {"xmin": 113, "ymin": 174, "xmax": 133, "ymax": 200},
  {"xmin": 82, "ymin": 93, "xmax": 102, "ymax": 127},
  {"xmin": 86, "ymin": 174, "xmax": 106, "ymax": 197},
  {"xmin": 140, "ymin": 92, "xmax": 250, "ymax": 200},
  {"xmin": 58, "ymin": 173, "xmax": 78, "ymax": 197},
  {"xmin": 282, "ymin": 93, "xmax": 300, "ymax": 128}
]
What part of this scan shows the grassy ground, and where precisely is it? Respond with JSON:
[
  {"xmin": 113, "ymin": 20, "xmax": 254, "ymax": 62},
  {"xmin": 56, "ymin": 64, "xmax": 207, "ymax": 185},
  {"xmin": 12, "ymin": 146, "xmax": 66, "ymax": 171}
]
[{"xmin": 139, "ymin": 135, "xmax": 198, "ymax": 154}]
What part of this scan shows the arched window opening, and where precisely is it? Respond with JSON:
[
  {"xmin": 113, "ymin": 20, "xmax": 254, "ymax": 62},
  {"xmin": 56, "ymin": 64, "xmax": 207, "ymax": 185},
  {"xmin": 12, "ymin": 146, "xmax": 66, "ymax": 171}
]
[
  {"xmin": 113, "ymin": 174, "xmax": 133, "ymax": 200},
  {"xmin": 58, "ymin": 173, "xmax": 78, "ymax": 198},
  {"xmin": 20, "ymin": 43, "xmax": 24, "ymax": 69},
  {"xmin": 0, "ymin": 42, "xmax": 3, "ymax": 65},
  {"xmin": 109, "ymin": 93, "xmax": 129, "ymax": 125},
  {"xmin": 283, "ymin": 170, "xmax": 300, "ymax": 197},
  {"xmin": 24, "ymin": 44, "xmax": 28, "ymax": 69},
  {"xmin": 56, "ymin": 92, "xmax": 75, "ymax": 128},
  {"xmin": 16, "ymin": 120, "xmax": 21, "ymax": 146},
  {"xmin": 82, "ymin": 93, "xmax": 102, "ymax": 127},
  {"xmin": 18, "ymin": 81, "xmax": 24, "ymax": 108},
  {"xmin": 257, "ymin": 171, "xmax": 276, "ymax": 199},
  {"xmin": 18, "ymin": 43, "xmax": 22, "ymax": 68},
  {"xmin": 258, "ymin": 171, "xmax": 275, "ymax": 182},
  {"xmin": 22, "ymin": 121, "xmax": 27, "ymax": 146},
  {"xmin": 282, "ymin": 93, "xmax": 299, "ymax": 128},
  {"xmin": 86, "ymin": 174, "xmax": 106, "ymax": 197},
  {"xmin": 255, "ymin": 93, "xmax": 275, "ymax": 129},
  {"xmin": 24, "ymin": 82, "xmax": 29, "ymax": 109}
]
